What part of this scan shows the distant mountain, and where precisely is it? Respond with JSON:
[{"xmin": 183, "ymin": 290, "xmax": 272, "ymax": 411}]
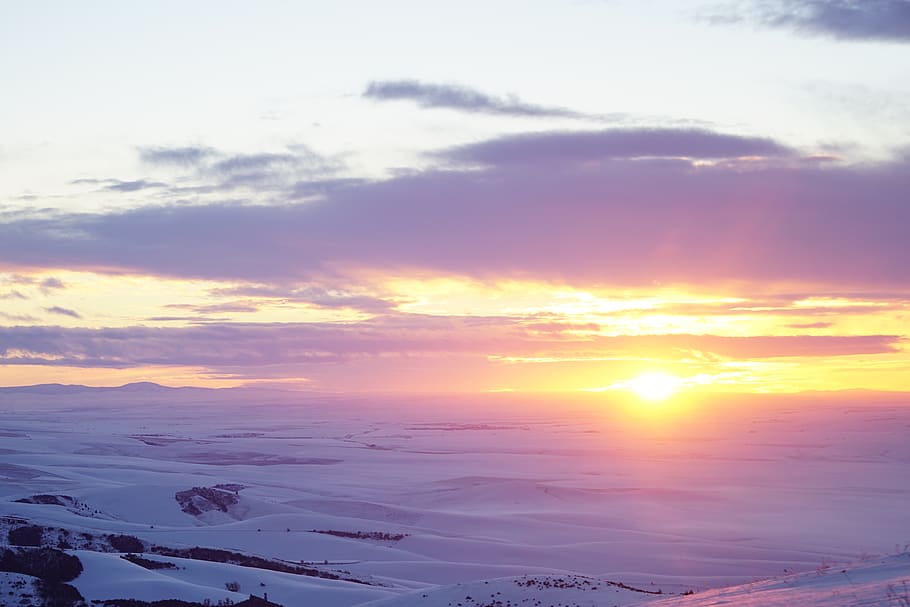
[
  {"xmin": 117, "ymin": 381, "xmax": 183, "ymax": 392},
  {"xmin": 0, "ymin": 381, "xmax": 195, "ymax": 394}
]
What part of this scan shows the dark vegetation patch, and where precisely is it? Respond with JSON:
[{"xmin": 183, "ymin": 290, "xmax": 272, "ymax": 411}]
[
  {"xmin": 435, "ymin": 575, "xmax": 669, "ymax": 607},
  {"xmin": 9, "ymin": 525, "xmax": 44, "ymax": 547},
  {"xmin": 97, "ymin": 600, "xmax": 233, "ymax": 607},
  {"xmin": 35, "ymin": 578, "xmax": 86, "ymax": 607},
  {"xmin": 310, "ymin": 530, "xmax": 408, "ymax": 541},
  {"xmin": 150, "ymin": 546, "xmax": 376, "ymax": 586},
  {"xmin": 99, "ymin": 598, "xmax": 283, "ymax": 607},
  {"xmin": 514, "ymin": 575, "xmax": 664, "ymax": 595},
  {"xmin": 213, "ymin": 433, "xmax": 264, "ymax": 438},
  {"xmin": 108, "ymin": 535, "xmax": 145, "ymax": 553},
  {"xmin": 120, "ymin": 554, "xmax": 178, "ymax": 570},
  {"xmin": 0, "ymin": 547, "xmax": 83, "ymax": 583},
  {"xmin": 13, "ymin": 493, "xmax": 106, "ymax": 519},
  {"xmin": 14, "ymin": 495, "xmax": 75, "ymax": 507},
  {"xmin": 2, "ymin": 520, "xmax": 374, "ymax": 594},
  {"xmin": 175, "ymin": 487, "xmax": 239, "ymax": 516},
  {"xmin": 3, "ymin": 520, "xmax": 145, "ymax": 554}
]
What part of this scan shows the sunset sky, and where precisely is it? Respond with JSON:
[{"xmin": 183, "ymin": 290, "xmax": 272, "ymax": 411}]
[{"xmin": 1, "ymin": 0, "xmax": 909, "ymax": 393}]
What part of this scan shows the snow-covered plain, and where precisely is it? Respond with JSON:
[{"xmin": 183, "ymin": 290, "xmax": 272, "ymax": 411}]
[{"xmin": 1, "ymin": 385, "xmax": 909, "ymax": 606}]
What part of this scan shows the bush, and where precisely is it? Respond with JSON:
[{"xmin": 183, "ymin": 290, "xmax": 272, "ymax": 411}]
[
  {"xmin": 8, "ymin": 525, "xmax": 43, "ymax": 547},
  {"xmin": 100, "ymin": 600, "xmax": 220, "ymax": 607},
  {"xmin": 35, "ymin": 579, "xmax": 85, "ymax": 607},
  {"xmin": 108, "ymin": 534, "xmax": 144, "ymax": 553},
  {"xmin": 0, "ymin": 547, "xmax": 84, "ymax": 583},
  {"xmin": 120, "ymin": 554, "xmax": 178, "ymax": 570}
]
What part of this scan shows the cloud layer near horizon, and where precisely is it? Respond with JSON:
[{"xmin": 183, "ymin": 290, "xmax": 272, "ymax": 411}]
[
  {"xmin": 1, "ymin": 128, "xmax": 907, "ymax": 290},
  {"xmin": 0, "ymin": 320, "xmax": 899, "ymax": 371}
]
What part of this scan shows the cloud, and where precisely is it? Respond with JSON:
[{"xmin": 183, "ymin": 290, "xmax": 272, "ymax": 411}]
[
  {"xmin": 165, "ymin": 302, "xmax": 262, "ymax": 314},
  {"xmin": 44, "ymin": 306, "xmax": 81, "ymax": 319},
  {"xmin": 105, "ymin": 179, "xmax": 168, "ymax": 193},
  {"xmin": 364, "ymin": 80, "xmax": 594, "ymax": 119},
  {"xmin": 291, "ymin": 178, "xmax": 366, "ymax": 199},
  {"xmin": 0, "ymin": 290, "xmax": 28, "ymax": 300},
  {"xmin": 436, "ymin": 128, "xmax": 794, "ymax": 166},
  {"xmin": 0, "ymin": 320, "xmax": 898, "ymax": 370},
  {"xmin": 1, "ymin": 276, "xmax": 64, "ymax": 298},
  {"xmin": 208, "ymin": 284, "xmax": 397, "ymax": 313},
  {"xmin": 199, "ymin": 146, "xmax": 345, "ymax": 191},
  {"xmin": 640, "ymin": 294, "xmax": 908, "ymax": 318},
  {"xmin": 71, "ymin": 178, "xmax": 168, "ymax": 193},
  {"xmin": 0, "ymin": 311, "xmax": 36, "ymax": 322},
  {"xmin": 210, "ymin": 153, "xmax": 300, "ymax": 176},
  {"xmin": 136, "ymin": 144, "xmax": 345, "ymax": 197},
  {"xmin": 711, "ymin": 0, "xmax": 910, "ymax": 42},
  {"xmin": 0, "ymin": 128, "xmax": 907, "ymax": 290},
  {"xmin": 139, "ymin": 145, "xmax": 218, "ymax": 167}
]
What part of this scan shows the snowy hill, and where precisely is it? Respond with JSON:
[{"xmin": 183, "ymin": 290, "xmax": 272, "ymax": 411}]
[
  {"xmin": 1, "ymin": 388, "xmax": 909, "ymax": 606},
  {"xmin": 358, "ymin": 573, "xmax": 668, "ymax": 607},
  {"xmin": 645, "ymin": 552, "xmax": 910, "ymax": 607},
  {"xmin": 357, "ymin": 556, "xmax": 910, "ymax": 607}
]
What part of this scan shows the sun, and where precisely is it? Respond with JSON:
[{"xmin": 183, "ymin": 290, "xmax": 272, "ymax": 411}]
[{"xmin": 625, "ymin": 372, "xmax": 681, "ymax": 402}]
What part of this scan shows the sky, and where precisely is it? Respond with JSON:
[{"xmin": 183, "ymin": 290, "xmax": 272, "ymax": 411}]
[{"xmin": 1, "ymin": 0, "xmax": 909, "ymax": 393}]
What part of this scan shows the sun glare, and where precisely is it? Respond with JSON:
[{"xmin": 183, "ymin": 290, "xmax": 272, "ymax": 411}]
[{"xmin": 625, "ymin": 372, "xmax": 681, "ymax": 401}]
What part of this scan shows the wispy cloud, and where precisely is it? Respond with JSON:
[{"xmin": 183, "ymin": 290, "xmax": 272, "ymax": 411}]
[
  {"xmin": 710, "ymin": 0, "xmax": 910, "ymax": 42},
  {"xmin": 135, "ymin": 144, "xmax": 346, "ymax": 196},
  {"xmin": 364, "ymin": 80, "xmax": 598, "ymax": 120},
  {"xmin": 44, "ymin": 306, "xmax": 81, "ymax": 319},
  {"xmin": 291, "ymin": 178, "xmax": 366, "ymax": 199},
  {"xmin": 209, "ymin": 284, "xmax": 397, "ymax": 313},
  {"xmin": 787, "ymin": 321, "xmax": 834, "ymax": 329},
  {"xmin": 71, "ymin": 178, "xmax": 168, "ymax": 193},
  {"xmin": 105, "ymin": 179, "xmax": 168, "ymax": 193},
  {"xmin": 0, "ymin": 311, "xmax": 36, "ymax": 322},
  {"xmin": 165, "ymin": 301, "xmax": 262, "ymax": 315},
  {"xmin": 1, "ymin": 276, "xmax": 65, "ymax": 297},
  {"xmin": 139, "ymin": 145, "xmax": 218, "ymax": 167},
  {"xmin": 210, "ymin": 153, "xmax": 300, "ymax": 176}
]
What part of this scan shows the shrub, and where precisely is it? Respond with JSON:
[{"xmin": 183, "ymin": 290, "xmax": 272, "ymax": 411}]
[
  {"xmin": 120, "ymin": 554, "xmax": 178, "ymax": 570},
  {"xmin": 35, "ymin": 579, "xmax": 85, "ymax": 607},
  {"xmin": 8, "ymin": 525, "xmax": 43, "ymax": 547},
  {"xmin": 0, "ymin": 547, "xmax": 83, "ymax": 583},
  {"xmin": 108, "ymin": 534, "xmax": 144, "ymax": 553}
]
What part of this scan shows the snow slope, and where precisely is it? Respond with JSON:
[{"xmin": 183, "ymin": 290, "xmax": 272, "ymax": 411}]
[
  {"xmin": 644, "ymin": 552, "xmax": 910, "ymax": 607},
  {"xmin": 1, "ymin": 386, "xmax": 909, "ymax": 605},
  {"xmin": 355, "ymin": 554, "xmax": 910, "ymax": 607}
]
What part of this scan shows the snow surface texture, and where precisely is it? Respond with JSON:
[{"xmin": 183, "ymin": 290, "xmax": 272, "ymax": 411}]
[{"xmin": 1, "ymin": 386, "xmax": 909, "ymax": 606}]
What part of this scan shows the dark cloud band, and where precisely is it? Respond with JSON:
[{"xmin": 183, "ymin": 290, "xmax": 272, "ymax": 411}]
[{"xmin": 0, "ymin": 131, "xmax": 906, "ymax": 289}]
